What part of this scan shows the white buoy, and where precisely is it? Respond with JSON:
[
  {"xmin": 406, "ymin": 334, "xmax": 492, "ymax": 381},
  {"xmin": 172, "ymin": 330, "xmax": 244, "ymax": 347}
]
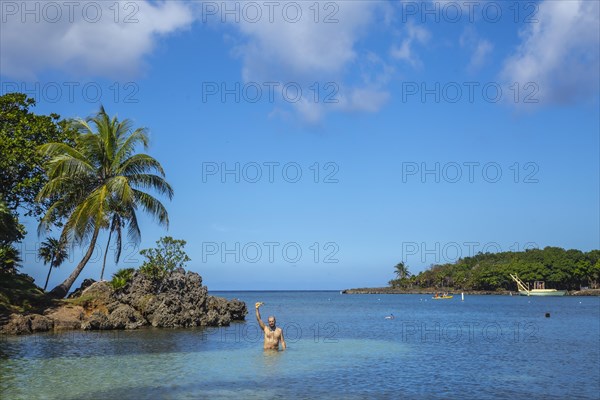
[{"xmin": 461, "ymin": 292, "xmax": 464, "ymax": 301}]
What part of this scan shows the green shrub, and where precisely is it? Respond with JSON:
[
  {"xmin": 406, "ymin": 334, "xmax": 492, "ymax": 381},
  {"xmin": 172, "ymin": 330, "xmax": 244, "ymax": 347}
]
[
  {"xmin": 110, "ymin": 268, "xmax": 135, "ymax": 290},
  {"xmin": 139, "ymin": 237, "xmax": 190, "ymax": 280}
]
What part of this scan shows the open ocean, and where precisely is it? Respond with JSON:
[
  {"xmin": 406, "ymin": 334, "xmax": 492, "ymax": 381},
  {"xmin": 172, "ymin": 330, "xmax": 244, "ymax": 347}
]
[{"xmin": 1, "ymin": 291, "xmax": 599, "ymax": 399}]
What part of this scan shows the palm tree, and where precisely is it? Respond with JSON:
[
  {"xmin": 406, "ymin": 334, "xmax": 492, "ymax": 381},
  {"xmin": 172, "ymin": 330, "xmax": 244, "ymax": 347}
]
[
  {"xmin": 100, "ymin": 202, "xmax": 138, "ymax": 281},
  {"xmin": 394, "ymin": 261, "xmax": 411, "ymax": 280},
  {"xmin": 37, "ymin": 107, "xmax": 173, "ymax": 298},
  {"xmin": 38, "ymin": 237, "xmax": 68, "ymax": 290}
]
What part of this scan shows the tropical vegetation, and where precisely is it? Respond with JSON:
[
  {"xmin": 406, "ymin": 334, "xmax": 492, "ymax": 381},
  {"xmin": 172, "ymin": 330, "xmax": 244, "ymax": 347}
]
[
  {"xmin": 389, "ymin": 247, "xmax": 600, "ymax": 291},
  {"xmin": 1, "ymin": 93, "xmax": 71, "ymax": 275},
  {"xmin": 36, "ymin": 106, "xmax": 173, "ymax": 297},
  {"xmin": 110, "ymin": 237, "xmax": 191, "ymax": 289},
  {"xmin": 0, "ymin": 93, "xmax": 73, "ymax": 218},
  {"xmin": 38, "ymin": 237, "xmax": 68, "ymax": 290},
  {"xmin": 109, "ymin": 268, "xmax": 136, "ymax": 290},
  {"xmin": 1, "ymin": 93, "xmax": 175, "ymax": 300},
  {"xmin": 0, "ymin": 197, "xmax": 24, "ymax": 274},
  {"xmin": 138, "ymin": 237, "xmax": 191, "ymax": 280}
]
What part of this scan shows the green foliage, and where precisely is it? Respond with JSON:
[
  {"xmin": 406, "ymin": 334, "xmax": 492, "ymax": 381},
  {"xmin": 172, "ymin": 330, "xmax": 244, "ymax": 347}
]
[
  {"xmin": 139, "ymin": 237, "xmax": 190, "ymax": 280},
  {"xmin": 0, "ymin": 196, "xmax": 25, "ymax": 244},
  {"xmin": 110, "ymin": 268, "xmax": 135, "ymax": 290},
  {"xmin": 36, "ymin": 106, "xmax": 173, "ymax": 296},
  {"xmin": 0, "ymin": 197, "xmax": 24, "ymax": 274},
  {"xmin": 390, "ymin": 262, "xmax": 413, "ymax": 288},
  {"xmin": 394, "ymin": 261, "xmax": 410, "ymax": 279},
  {"xmin": 0, "ymin": 93, "xmax": 70, "ymax": 275},
  {"xmin": 0, "ymin": 244, "xmax": 21, "ymax": 274},
  {"xmin": 400, "ymin": 247, "xmax": 600, "ymax": 291},
  {"xmin": 0, "ymin": 93, "xmax": 73, "ymax": 219}
]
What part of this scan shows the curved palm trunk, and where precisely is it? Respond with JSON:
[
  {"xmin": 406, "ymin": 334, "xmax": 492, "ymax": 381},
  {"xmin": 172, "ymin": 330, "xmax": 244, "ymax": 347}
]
[
  {"xmin": 49, "ymin": 227, "xmax": 101, "ymax": 298},
  {"xmin": 43, "ymin": 255, "xmax": 55, "ymax": 291},
  {"xmin": 100, "ymin": 230, "xmax": 113, "ymax": 281}
]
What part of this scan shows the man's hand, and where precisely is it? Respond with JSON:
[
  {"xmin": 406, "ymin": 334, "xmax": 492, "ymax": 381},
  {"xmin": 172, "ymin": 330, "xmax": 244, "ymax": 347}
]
[{"xmin": 255, "ymin": 302, "xmax": 266, "ymax": 330}]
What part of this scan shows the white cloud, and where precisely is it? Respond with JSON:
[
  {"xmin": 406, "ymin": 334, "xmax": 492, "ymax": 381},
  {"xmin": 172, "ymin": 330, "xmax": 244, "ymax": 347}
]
[
  {"xmin": 335, "ymin": 87, "xmax": 390, "ymax": 113},
  {"xmin": 390, "ymin": 22, "xmax": 430, "ymax": 68},
  {"xmin": 220, "ymin": 1, "xmax": 393, "ymax": 122},
  {"xmin": 229, "ymin": 1, "xmax": 380, "ymax": 80},
  {"xmin": 0, "ymin": 1, "xmax": 193, "ymax": 79},
  {"xmin": 291, "ymin": 99, "xmax": 324, "ymax": 124},
  {"xmin": 500, "ymin": 0, "xmax": 599, "ymax": 104},
  {"xmin": 288, "ymin": 85, "xmax": 390, "ymax": 123},
  {"xmin": 471, "ymin": 40, "xmax": 493, "ymax": 70},
  {"xmin": 460, "ymin": 27, "xmax": 493, "ymax": 72}
]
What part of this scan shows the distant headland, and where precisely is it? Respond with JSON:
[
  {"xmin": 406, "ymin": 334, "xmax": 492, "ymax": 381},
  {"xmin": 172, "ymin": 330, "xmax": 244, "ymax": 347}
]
[
  {"xmin": 341, "ymin": 287, "xmax": 600, "ymax": 296},
  {"xmin": 349, "ymin": 246, "xmax": 600, "ymax": 296}
]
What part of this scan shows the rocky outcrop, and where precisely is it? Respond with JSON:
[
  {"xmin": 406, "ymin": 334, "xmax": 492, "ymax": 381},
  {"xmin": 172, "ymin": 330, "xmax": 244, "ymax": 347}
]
[
  {"xmin": 117, "ymin": 268, "xmax": 211, "ymax": 328},
  {"xmin": 44, "ymin": 305, "xmax": 85, "ymax": 330},
  {"xmin": 569, "ymin": 289, "xmax": 600, "ymax": 296},
  {"xmin": 67, "ymin": 278, "xmax": 96, "ymax": 299},
  {"xmin": 107, "ymin": 304, "xmax": 145, "ymax": 329},
  {"xmin": 2, "ymin": 314, "xmax": 54, "ymax": 335},
  {"xmin": 1, "ymin": 269, "xmax": 247, "ymax": 335},
  {"xmin": 81, "ymin": 311, "xmax": 111, "ymax": 330}
]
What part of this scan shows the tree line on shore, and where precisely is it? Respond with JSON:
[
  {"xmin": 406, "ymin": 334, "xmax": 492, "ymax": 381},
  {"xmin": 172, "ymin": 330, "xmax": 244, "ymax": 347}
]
[{"xmin": 390, "ymin": 247, "xmax": 600, "ymax": 291}]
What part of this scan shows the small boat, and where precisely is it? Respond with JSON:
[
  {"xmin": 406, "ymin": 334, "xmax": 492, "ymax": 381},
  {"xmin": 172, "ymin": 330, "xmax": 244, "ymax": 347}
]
[
  {"xmin": 432, "ymin": 293, "xmax": 453, "ymax": 300},
  {"xmin": 509, "ymin": 274, "xmax": 567, "ymax": 296}
]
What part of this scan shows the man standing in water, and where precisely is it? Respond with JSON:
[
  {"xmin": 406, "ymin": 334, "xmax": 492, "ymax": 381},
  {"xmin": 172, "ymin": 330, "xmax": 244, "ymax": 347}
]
[{"xmin": 255, "ymin": 302, "xmax": 286, "ymax": 351}]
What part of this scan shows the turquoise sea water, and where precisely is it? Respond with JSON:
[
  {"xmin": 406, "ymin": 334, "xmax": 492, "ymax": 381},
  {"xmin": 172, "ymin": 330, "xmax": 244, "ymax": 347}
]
[{"xmin": 1, "ymin": 292, "xmax": 599, "ymax": 399}]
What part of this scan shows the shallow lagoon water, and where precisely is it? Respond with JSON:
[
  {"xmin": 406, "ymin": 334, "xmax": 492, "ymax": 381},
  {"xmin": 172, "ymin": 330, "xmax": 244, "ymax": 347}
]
[{"xmin": 1, "ymin": 292, "xmax": 599, "ymax": 399}]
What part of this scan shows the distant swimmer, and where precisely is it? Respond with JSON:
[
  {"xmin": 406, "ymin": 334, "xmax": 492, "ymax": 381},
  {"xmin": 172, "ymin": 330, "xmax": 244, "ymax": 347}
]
[
  {"xmin": 255, "ymin": 302, "xmax": 286, "ymax": 351},
  {"xmin": 385, "ymin": 314, "xmax": 395, "ymax": 320}
]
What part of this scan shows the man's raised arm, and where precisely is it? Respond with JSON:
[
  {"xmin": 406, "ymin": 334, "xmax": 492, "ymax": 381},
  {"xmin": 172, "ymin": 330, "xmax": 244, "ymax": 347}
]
[{"xmin": 255, "ymin": 302, "xmax": 265, "ymax": 330}]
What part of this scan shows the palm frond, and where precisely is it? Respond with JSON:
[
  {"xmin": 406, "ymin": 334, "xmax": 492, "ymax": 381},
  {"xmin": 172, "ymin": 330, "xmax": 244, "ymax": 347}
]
[
  {"xmin": 113, "ymin": 128, "xmax": 149, "ymax": 169},
  {"xmin": 133, "ymin": 190, "xmax": 169, "ymax": 228},
  {"xmin": 118, "ymin": 153, "xmax": 166, "ymax": 177},
  {"xmin": 127, "ymin": 209, "xmax": 141, "ymax": 244},
  {"xmin": 127, "ymin": 174, "xmax": 174, "ymax": 199}
]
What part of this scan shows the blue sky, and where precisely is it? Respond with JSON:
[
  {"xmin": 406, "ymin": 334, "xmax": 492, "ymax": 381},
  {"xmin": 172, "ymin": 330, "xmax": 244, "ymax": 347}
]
[{"xmin": 1, "ymin": 0, "xmax": 598, "ymax": 290}]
